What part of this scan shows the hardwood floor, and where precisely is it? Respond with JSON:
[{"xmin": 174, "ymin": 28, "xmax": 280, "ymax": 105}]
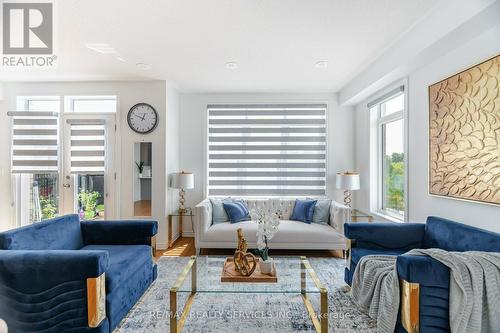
[{"xmin": 155, "ymin": 237, "xmax": 343, "ymax": 258}]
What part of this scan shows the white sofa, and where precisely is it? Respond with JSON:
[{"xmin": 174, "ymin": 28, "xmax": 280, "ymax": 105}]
[{"xmin": 194, "ymin": 198, "xmax": 350, "ymax": 253}]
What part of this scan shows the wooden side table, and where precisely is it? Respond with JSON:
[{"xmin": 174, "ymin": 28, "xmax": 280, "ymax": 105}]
[
  {"xmin": 351, "ymin": 209, "xmax": 373, "ymax": 222},
  {"xmin": 168, "ymin": 209, "xmax": 195, "ymax": 248}
]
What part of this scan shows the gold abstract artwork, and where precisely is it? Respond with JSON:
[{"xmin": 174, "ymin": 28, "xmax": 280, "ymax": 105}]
[{"xmin": 429, "ymin": 55, "xmax": 500, "ymax": 205}]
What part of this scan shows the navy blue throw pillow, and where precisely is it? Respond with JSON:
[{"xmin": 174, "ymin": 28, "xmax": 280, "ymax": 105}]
[
  {"xmin": 223, "ymin": 201, "xmax": 251, "ymax": 223},
  {"xmin": 290, "ymin": 199, "xmax": 317, "ymax": 223}
]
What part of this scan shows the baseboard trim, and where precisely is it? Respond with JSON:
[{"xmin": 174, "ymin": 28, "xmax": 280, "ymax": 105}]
[{"xmin": 157, "ymin": 242, "xmax": 168, "ymax": 250}]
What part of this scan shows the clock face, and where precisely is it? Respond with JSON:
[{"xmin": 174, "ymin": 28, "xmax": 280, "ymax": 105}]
[{"xmin": 127, "ymin": 103, "xmax": 158, "ymax": 134}]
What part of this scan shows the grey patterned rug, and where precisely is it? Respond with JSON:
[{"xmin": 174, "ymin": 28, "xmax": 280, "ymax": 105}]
[{"xmin": 115, "ymin": 256, "xmax": 376, "ymax": 333}]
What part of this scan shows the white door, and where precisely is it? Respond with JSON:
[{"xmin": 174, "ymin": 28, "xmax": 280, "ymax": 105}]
[{"xmin": 61, "ymin": 113, "xmax": 116, "ymax": 219}]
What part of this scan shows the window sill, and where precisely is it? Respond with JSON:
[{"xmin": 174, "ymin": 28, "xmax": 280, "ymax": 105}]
[{"xmin": 370, "ymin": 211, "xmax": 404, "ymax": 223}]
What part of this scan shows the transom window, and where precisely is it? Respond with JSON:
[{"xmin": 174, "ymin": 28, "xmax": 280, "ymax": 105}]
[
  {"xmin": 369, "ymin": 87, "xmax": 406, "ymax": 220},
  {"xmin": 207, "ymin": 104, "xmax": 327, "ymax": 197},
  {"xmin": 64, "ymin": 96, "xmax": 117, "ymax": 113}
]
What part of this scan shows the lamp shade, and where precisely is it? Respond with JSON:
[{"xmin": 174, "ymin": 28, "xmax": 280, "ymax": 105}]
[
  {"xmin": 171, "ymin": 172, "xmax": 194, "ymax": 189},
  {"xmin": 336, "ymin": 172, "xmax": 360, "ymax": 190}
]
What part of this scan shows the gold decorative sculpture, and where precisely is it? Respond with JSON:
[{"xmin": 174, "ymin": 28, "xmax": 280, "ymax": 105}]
[
  {"xmin": 233, "ymin": 228, "xmax": 257, "ymax": 276},
  {"xmin": 429, "ymin": 55, "xmax": 500, "ymax": 205}
]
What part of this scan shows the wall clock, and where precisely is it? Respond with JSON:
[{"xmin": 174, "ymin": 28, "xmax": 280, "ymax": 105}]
[{"xmin": 127, "ymin": 103, "xmax": 158, "ymax": 134}]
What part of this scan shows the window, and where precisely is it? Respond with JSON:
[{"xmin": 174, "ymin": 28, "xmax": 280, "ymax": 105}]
[
  {"xmin": 13, "ymin": 97, "xmax": 61, "ymax": 226},
  {"xmin": 17, "ymin": 96, "xmax": 60, "ymax": 112},
  {"xmin": 65, "ymin": 96, "xmax": 117, "ymax": 113},
  {"xmin": 369, "ymin": 87, "xmax": 406, "ymax": 220},
  {"xmin": 207, "ymin": 104, "xmax": 327, "ymax": 197}
]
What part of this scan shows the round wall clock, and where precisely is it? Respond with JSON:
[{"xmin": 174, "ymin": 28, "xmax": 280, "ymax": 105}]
[{"xmin": 127, "ymin": 103, "xmax": 158, "ymax": 134}]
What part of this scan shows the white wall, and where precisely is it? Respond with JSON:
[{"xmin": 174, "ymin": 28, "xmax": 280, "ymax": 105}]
[
  {"xmin": 354, "ymin": 20, "xmax": 500, "ymax": 231},
  {"xmin": 0, "ymin": 81, "xmax": 180, "ymax": 247},
  {"xmin": 0, "ymin": 84, "xmax": 12, "ymax": 232},
  {"xmin": 178, "ymin": 92, "xmax": 355, "ymax": 234},
  {"xmin": 165, "ymin": 83, "xmax": 181, "ymax": 238}
]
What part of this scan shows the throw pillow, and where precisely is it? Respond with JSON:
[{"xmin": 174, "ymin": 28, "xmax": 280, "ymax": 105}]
[
  {"xmin": 223, "ymin": 201, "xmax": 251, "ymax": 223},
  {"xmin": 307, "ymin": 198, "xmax": 331, "ymax": 225},
  {"xmin": 210, "ymin": 198, "xmax": 232, "ymax": 224},
  {"xmin": 290, "ymin": 199, "xmax": 317, "ymax": 223}
]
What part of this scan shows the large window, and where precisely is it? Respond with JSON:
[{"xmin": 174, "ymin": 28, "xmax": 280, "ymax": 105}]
[
  {"xmin": 207, "ymin": 104, "xmax": 327, "ymax": 197},
  {"xmin": 370, "ymin": 88, "xmax": 406, "ymax": 220},
  {"xmin": 12, "ymin": 96, "xmax": 115, "ymax": 226}
]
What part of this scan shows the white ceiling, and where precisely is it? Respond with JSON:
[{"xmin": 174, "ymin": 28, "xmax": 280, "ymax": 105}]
[{"xmin": 0, "ymin": 0, "xmax": 438, "ymax": 92}]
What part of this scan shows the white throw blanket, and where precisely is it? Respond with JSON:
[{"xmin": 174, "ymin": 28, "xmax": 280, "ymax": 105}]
[{"xmin": 351, "ymin": 248, "xmax": 500, "ymax": 333}]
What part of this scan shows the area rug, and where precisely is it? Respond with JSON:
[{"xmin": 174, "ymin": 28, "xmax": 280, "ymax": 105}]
[{"xmin": 115, "ymin": 256, "xmax": 376, "ymax": 333}]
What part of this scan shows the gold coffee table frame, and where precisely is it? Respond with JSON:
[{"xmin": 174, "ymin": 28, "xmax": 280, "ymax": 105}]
[{"xmin": 169, "ymin": 256, "xmax": 328, "ymax": 333}]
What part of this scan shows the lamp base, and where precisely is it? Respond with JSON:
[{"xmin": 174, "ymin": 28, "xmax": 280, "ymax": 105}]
[
  {"xmin": 179, "ymin": 189, "xmax": 187, "ymax": 214},
  {"xmin": 343, "ymin": 190, "xmax": 352, "ymax": 208}
]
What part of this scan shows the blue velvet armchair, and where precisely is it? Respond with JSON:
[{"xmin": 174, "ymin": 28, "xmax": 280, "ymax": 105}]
[
  {"xmin": 0, "ymin": 214, "xmax": 158, "ymax": 333},
  {"xmin": 344, "ymin": 216, "xmax": 500, "ymax": 333}
]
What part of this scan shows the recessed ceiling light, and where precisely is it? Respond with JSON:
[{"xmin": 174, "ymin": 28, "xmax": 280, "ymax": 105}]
[
  {"xmin": 315, "ymin": 61, "xmax": 328, "ymax": 69},
  {"xmin": 136, "ymin": 63, "xmax": 151, "ymax": 70},
  {"xmin": 225, "ymin": 62, "xmax": 238, "ymax": 70}
]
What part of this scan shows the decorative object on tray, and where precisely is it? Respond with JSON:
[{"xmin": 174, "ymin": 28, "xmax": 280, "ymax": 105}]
[
  {"xmin": 429, "ymin": 54, "xmax": 500, "ymax": 205},
  {"xmin": 251, "ymin": 203, "xmax": 280, "ymax": 275},
  {"xmin": 233, "ymin": 228, "xmax": 257, "ymax": 276},
  {"xmin": 221, "ymin": 257, "xmax": 277, "ymax": 283}
]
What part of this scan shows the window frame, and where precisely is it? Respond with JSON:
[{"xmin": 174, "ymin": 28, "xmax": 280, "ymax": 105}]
[
  {"xmin": 369, "ymin": 83, "xmax": 408, "ymax": 222},
  {"xmin": 204, "ymin": 102, "xmax": 329, "ymax": 199}
]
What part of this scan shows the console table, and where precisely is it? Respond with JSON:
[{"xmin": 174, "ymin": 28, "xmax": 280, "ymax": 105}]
[{"xmin": 168, "ymin": 209, "xmax": 195, "ymax": 248}]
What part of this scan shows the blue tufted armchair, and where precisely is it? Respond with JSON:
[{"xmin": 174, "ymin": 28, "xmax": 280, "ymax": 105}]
[
  {"xmin": 344, "ymin": 216, "xmax": 500, "ymax": 333},
  {"xmin": 0, "ymin": 214, "xmax": 158, "ymax": 333}
]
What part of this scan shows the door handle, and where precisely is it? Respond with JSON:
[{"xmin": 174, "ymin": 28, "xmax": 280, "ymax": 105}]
[{"xmin": 63, "ymin": 183, "xmax": 71, "ymax": 188}]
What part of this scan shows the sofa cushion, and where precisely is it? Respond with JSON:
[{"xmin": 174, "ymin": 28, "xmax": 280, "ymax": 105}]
[
  {"xmin": 80, "ymin": 244, "xmax": 152, "ymax": 292},
  {"xmin": 223, "ymin": 201, "xmax": 251, "ymax": 223},
  {"xmin": 204, "ymin": 220, "xmax": 345, "ymax": 245},
  {"xmin": 290, "ymin": 199, "xmax": 317, "ymax": 223},
  {"xmin": 351, "ymin": 248, "xmax": 406, "ymax": 265},
  {"xmin": 423, "ymin": 216, "xmax": 500, "ymax": 252},
  {"xmin": 310, "ymin": 198, "xmax": 331, "ymax": 225},
  {"xmin": 0, "ymin": 214, "xmax": 83, "ymax": 250},
  {"xmin": 210, "ymin": 198, "xmax": 231, "ymax": 224}
]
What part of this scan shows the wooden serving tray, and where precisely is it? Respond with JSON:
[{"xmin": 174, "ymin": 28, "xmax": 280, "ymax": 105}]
[{"xmin": 221, "ymin": 257, "xmax": 278, "ymax": 283}]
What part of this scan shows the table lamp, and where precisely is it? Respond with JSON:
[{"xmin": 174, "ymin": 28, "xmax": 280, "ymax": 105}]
[
  {"xmin": 336, "ymin": 171, "xmax": 360, "ymax": 207},
  {"xmin": 171, "ymin": 171, "xmax": 194, "ymax": 213}
]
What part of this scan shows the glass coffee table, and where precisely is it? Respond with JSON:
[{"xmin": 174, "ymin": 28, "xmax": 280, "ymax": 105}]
[{"xmin": 170, "ymin": 256, "xmax": 328, "ymax": 333}]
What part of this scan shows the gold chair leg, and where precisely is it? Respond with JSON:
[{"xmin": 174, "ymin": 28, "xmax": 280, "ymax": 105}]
[
  {"xmin": 400, "ymin": 279, "xmax": 420, "ymax": 333},
  {"xmin": 87, "ymin": 273, "xmax": 106, "ymax": 328}
]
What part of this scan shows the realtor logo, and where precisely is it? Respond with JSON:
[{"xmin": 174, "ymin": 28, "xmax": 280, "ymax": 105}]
[{"xmin": 1, "ymin": 1, "xmax": 56, "ymax": 67}]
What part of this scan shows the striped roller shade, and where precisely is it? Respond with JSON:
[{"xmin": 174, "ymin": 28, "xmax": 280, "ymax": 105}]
[
  {"xmin": 69, "ymin": 119, "xmax": 106, "ymax": 174},
  {"xmin": 207, "ymin": 104, "xmax": 327, "ymax": 196},
  {"xmin": 10, "ymin": 112, "xmax": 59, "ymax": 174}
]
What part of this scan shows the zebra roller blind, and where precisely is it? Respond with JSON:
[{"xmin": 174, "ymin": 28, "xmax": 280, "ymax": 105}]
[
  {"xmin": 69, "ymin": 119, "xmax": 106, "ymax": 174},
  {"xmin": 207, "ymin": 104, "xmax": 327, "ymax": 196},
  {"xmin": 10, "ymin": 112, "xmax": 59, "ymax": 174}
]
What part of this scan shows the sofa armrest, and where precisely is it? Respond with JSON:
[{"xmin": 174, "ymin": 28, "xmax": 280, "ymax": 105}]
[
  {"xmin": 195, "ymin": 199, "xmax": 212, "ymax": 246},
  {"xmin": 0, "ymin": 250, "xmax": 109, "ymax": 330},
  {"xmin": 396, "ymin": 254, "xmax": 450, "ymax": 333},
  {"xmin": 344, "ymin": 222, "xmax": 425, "ymax": 250},
  {"xmin": 397, "ymin": 254, "xmax": 449, "ymax": 287},
  {"xmin": 329, "ymin": 200, "xmax": 350, "ymax": 234},
  {"xmin": 81, "ymin": 220, "xmax": 158, "ymax": 246}
]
